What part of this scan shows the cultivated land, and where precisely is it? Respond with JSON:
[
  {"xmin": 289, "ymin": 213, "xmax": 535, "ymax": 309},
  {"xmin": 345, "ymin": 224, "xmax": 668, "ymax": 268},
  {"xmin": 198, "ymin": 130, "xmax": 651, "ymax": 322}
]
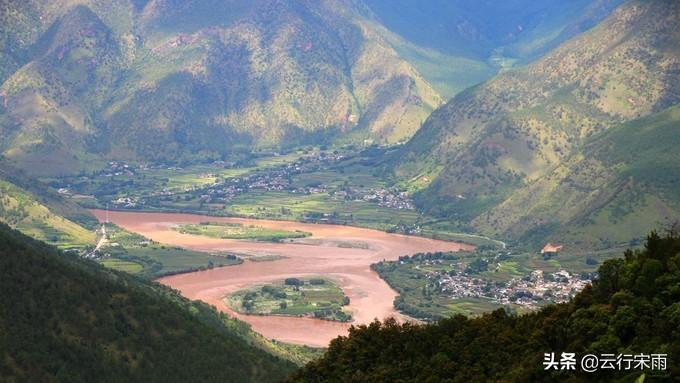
[
  {"xmin": 95, "ymin": 223, "xmax": 242, "ymax": 278},
  {"xmin": 176, "ymin": 222, "xmax": 311, "ymax": 242},
  {"xmin": 227, "ymin": 278, "xmax": 352, "ymax": 322},
  {"xmin": 94, "ymin": 209, "xmax": 472, "ymax": 346},
  {"xmin": 372, "ymin": 248, "xmax": 611, "ymax": 320},
  {"xmin": 49, "ymin": 149, "xmax": 500, "ymax": 248},
  {"xmin": 9, "ymin": 147, "xmax": 613, "ymax": 330}
]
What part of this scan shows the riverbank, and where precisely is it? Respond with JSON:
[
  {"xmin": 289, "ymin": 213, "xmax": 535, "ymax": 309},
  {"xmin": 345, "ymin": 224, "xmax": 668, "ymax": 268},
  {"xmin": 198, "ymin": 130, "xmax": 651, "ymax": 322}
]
[{"xmin": 93, "ymin": 209, "xmax": 472, "ymax": 346}]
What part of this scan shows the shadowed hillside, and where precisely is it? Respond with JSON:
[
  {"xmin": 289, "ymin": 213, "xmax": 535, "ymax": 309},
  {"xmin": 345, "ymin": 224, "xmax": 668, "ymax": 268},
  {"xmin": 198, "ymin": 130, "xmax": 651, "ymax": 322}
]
[
  {"xmin": 0, "ymin": 0, "xmax": 444, "ymax": 172},
  {"xmin": 0, "ymin": 222, "xmax": 296, "ymax": 382},
  {"xmin": 364, "ymin": 0, "xmax": 623, "ymax": 97},
  {"xmin": 0, "ymin": 1, "xmax": 623, "ymax": 174}
]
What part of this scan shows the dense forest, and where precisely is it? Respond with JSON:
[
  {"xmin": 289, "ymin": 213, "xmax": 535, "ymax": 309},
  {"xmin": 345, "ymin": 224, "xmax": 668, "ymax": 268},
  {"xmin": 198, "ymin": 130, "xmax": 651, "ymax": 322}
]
[
  {"xmin": 0, "ymin": 223, "xmax": 295, "ymax": 383},
  {"xmin": 289, "ymin": 230, "xmax": 680, "ymax": 382}
]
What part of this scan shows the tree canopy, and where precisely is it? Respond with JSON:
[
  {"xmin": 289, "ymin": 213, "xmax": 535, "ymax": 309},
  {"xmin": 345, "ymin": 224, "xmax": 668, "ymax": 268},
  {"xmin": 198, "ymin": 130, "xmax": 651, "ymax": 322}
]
[{"xmin": 289, "ymin": 230, "xmax": 680, "ymax": 382}]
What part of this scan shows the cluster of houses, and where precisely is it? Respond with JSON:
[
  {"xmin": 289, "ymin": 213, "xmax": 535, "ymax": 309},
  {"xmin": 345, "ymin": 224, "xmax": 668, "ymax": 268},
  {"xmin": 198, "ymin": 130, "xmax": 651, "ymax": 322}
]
[
  {"xmin": 432, "ymin": 266, "xmax": 590, "ymax": 309},
  {"xmin": 406, "ymin": 244, "xmax": 589, "ymax": 310},
  {"xmin": 111, "ymin": 196, "xmax": 143, "ymax": 208},
  {"xmin": 100, "ymin": 161, "xmax": 136, "ymax": 177},
  {"xmin": 329, "ymin": 187, "xmax": 414, "ymax": 210},
  {"xmin": 192, "ymin": 152, "xmax": 343, "ymax": 203},
  {"xmin": 58, "ymin": 150, "xmax": 417, "ymax": 218},
  {"xmin": 104, "ymin": 152, "xmax": 415, "ymax": 212},
  {"xmin": 361, "ymin": 189, "xmax": 414, "ymax": 210}
]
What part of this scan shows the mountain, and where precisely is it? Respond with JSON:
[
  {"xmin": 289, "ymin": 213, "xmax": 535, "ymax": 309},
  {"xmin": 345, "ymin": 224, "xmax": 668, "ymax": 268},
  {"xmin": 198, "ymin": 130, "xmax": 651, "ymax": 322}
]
[
  {"xmin": 390, "ymin": 0, "xmax": 680, "ymax": 249},
  {"xmin": 363, "ymin": 0, "xmax": 624, "ymax": 97},
  {"xmin": 288, "ymin": 230, "xmax": 680, "ymax": 382},
  {"xmin": 0, "ymin": 157, "xmax": 97, "ymax": 248},
  {"xmin": 0, "ymin": 0, "xmax": 445, "ymax": 173},
  {"xmin": 475, "ymin": 106, "xmax": 680, "ymax": 249},
  {"xmin": 0, "ymin": 222, "xmax": 296, "ymax": 382},
  {"xmin": 0, "ymin": 1, "xmax": 624, "ymax": 175}
]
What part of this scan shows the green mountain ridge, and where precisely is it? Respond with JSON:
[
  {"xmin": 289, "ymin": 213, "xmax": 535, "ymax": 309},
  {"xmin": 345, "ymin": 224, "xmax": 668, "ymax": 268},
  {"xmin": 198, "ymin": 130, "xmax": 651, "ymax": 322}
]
[
  {"xmin": 0, "ymin": 0, "xmax": 624, "ymax": 175},
  {"xmin": 363, "ymin": 0, "xmax": 623, "ymax": 58},
  {"xmin": 0, "ymin": 0, "xmax": 444, "ymax": 173},
  {"xmin": 0, "ymin": 158, "xmax": 97, "ymax": 248},
  {"xmin": 0, "ymin": 222, "xmax": 297, "ymax": 382},
  {"xmin": 390, "ymin": 0, "xmax": 680, "ymax": 249},
  {"xmin": 475, "ymin": 105, "xmax": 680, "ymax": 250}
]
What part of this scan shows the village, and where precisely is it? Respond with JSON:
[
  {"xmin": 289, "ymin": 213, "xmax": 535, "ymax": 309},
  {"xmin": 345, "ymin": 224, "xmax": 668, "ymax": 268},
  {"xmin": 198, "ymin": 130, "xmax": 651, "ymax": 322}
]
[
  {"xmin": 415, "ymin": 251, "xmax": 594, "ymax": 309},
  {"xmin": 432, "ymin": 267, "xmax": 592, "ymax": 308},
  {"xmin": 391, "ymin": 245, "xmax": 593, "ymax": 311},
  {"xmin": 97, "ymin": 152, "xmax": 415, "ymax": 211}
]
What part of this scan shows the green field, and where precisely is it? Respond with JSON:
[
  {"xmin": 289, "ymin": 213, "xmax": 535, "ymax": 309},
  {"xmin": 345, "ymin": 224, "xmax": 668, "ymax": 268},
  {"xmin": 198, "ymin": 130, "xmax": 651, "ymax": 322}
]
[
  {"xmin": 99, "ymin": 258, "xmax": 144, "ymax": 273},
  {"xmin": 44, "ymin": 152, "xmax": 307, "ymax": 205},
  {"xmin": 247, "ymin": 255, "xmax": 288, "ymax": 262},
  {"xmin": 97, "ymin": 224, "xmax": 242, "ymax": 278},
  {"xmin": 372, "ymin": 246, "xmax": 619, "ymax": 320},
  {"xmin": 176, "ymin": 222, "xmax": 311, "ymax": 242},
  {"xmin": 225, "ymin": 191, "xmax": 421, "ymax": 230},
  {"xmin": 227, "ymin": 278, "xmax": 352, "ymax": 322},
  {"xmin": 51, "ymin": 149, "xmax": 503, "ymax": 250}
]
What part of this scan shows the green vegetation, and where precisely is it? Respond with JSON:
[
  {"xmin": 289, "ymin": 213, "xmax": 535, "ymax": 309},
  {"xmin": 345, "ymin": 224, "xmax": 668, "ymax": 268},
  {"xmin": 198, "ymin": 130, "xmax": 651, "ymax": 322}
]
[
  {"xmin": 0, "ymin": 1, "xmax": 445, "ymax": 173},
  {"xmin": 99, "ymin": 257, "xmax": 144, "ymax": 273},
  {"xmin": 0, "ymin": 160, "xmax": 98, "ymax": 249},
  {"xmin": 373, "ymin": 251, "xmax": 506, "ymax": 320},
  {"xmin": 51, "ymin": 149, "xmax": 499, "ymax": 250},
  {"xmin": 247, "ymin": 255, "xmax": 288, "ymax": 263},
  {"xmin": 0, "ymin": 222, "xmax": 297, "ymax": 382},
  {"xmin": 228, "ymin": 278, "xmax": 352, "ymax": 322},
  {"xmin": 367, "ymin": 0, "xmax": 620, "ymax": 99},
  {"xmin": 289, "ymin": 230, "xmax": 680, "ymax": 382},
  {"xmin": 225, "ymin": 190, "xmax": 420, "ymax": 231},
  {"xmin": 42, "ymin": 152, "xmax": 305, "ymax": 209},
  {"xmin": 97, "ymin": 224, "xmax": 242, "ymax": 278},
  {"xmin": 1, "ymin": 1, "xmax": 621, "ymax": 175},
  {"xmin": 477, "ymin": 105, "xmax": 680, "ymax": 251},
  {"xmin": 390, "ymin": 1, "xmax": 680, "ymax": 251},
  {"xmin": 373, "ymin": 246, "xmax": 619, "ymax": 320},
  {"xmin": 0, "ymin": 159, "xmax": 98, "ymax": 227},
  {"xmin": 0, "ymin": 179, "xmax": 95, "ymax": 249},
  {"xmin": 176, "ymin": 222, "xmax": 311, "ymax": 242}
]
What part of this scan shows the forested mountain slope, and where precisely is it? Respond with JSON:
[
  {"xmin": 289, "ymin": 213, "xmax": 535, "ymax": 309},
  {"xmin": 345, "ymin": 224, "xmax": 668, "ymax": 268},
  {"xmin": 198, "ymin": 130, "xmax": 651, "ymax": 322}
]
[
  {"xmin": 0, "ymin": 0, "xmax": 442, "ymax": 172},
  {"xmin": 364, "ymin": 0, "xmax": 623, "ymax": 97},
  {"xmin": 475, "ymin": 105, "xmax": 680, "ymax": 249},
  {"xmin": 390, "ymin": 0, "xmax": 680, "ymax": 249},
  {"xmin": 288, "ymin": 229, "xmax": 680, "ymax": 382},
  {"xmin": 0, "ymin": 1, "xmax": 620, "ymax": 175},
  {"xmin": 0, "ymin": 223, "xmax": 296, "ymax": 382}
]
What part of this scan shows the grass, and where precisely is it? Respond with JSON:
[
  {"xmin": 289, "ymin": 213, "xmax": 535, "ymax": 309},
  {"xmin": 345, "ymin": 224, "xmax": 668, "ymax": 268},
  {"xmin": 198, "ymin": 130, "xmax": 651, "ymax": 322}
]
[
  {"xmin": 227, "ymin": 278, "xmax": 352, "ymax": 322},
  {"xmin": 380, "ymin": 25, "xmax": 495, "ymax": 99},
  {"xmin": 0, "ymin": 179, "xmax": 95, "ymax": 248},
  {"xmin": 225, "ymin": 191, "xmax": 421, "ymax": 230},
  {"xmin": 175, "ymin": 222, "xmax": 311, "ymax": 242},
  {"xmin": 247, "ymin": 255, "xmax": 288, "ymax": 262},
  {"xmin": 99, "ymin": 258, "xmax": 144, "ymax": 273},
  {"xmin": 98, "ymin": 224, "xmax": 242, "ymax": 278},
  {"xmin": 373, "ymin": 246, "xmax": 617, "ymax": 320},
  {"xmin": 53, "ymin": 149, "xmax": 503, "ymax": 249}
]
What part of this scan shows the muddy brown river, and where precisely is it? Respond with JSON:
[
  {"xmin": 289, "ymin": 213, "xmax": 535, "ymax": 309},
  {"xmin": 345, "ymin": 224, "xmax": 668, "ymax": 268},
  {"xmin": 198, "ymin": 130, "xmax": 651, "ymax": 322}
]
[{"xmin": 92, "ymin": 210, "xmax": 472, "ymax": 347}]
